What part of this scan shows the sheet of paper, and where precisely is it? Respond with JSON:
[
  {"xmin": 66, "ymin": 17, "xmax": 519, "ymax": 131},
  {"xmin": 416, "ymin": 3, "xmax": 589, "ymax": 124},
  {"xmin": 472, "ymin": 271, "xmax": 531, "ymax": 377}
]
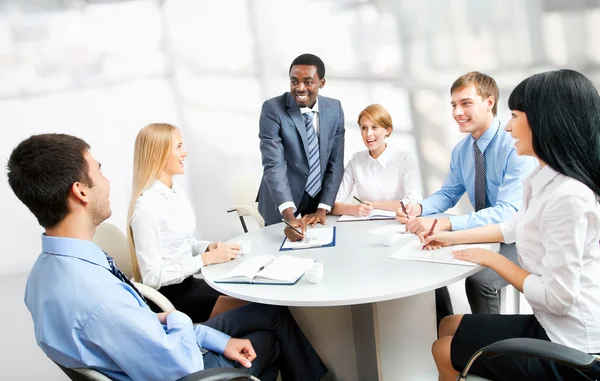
[
  {"xmin": 390, "ymin": 236, "xmax": 492, "ymax": 267},
  {"xmin": 257, "ymin": 255, "xmax": 315, "ymax": 283},
  {"xmin": 368, "ymin": 224, "xmax": 406, "ymax": 235},
  {"xmin": 281, "ymin": 227, "xmax": 334, "ymax": 249},
  {"xmin": 217, "ymin": 255, "xmax": 274, "ymax": 281},
  {"xmin": 338, "ymin": 208, "xmax": 396, "ymax": 222}
]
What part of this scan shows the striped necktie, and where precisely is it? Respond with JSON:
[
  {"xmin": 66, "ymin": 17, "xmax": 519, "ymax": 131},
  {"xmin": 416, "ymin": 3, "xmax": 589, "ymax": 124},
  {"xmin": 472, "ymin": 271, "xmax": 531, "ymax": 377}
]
[
  {"xmin": 105, "ymin": 254, "xmax": 147, "ymax": 304},
  {"xmin": 473, "ymin": 140, "xmax": 487, "ymax": 211},
  {"xmin": 304, "ymin": 111, "xmax": 322, "ymax": 197}
]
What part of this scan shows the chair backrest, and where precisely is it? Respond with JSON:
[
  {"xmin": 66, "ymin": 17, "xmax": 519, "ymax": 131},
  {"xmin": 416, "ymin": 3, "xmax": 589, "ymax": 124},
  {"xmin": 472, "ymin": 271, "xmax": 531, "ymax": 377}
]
[
  {"xmin": 55, "ymin": 362, "xmax": 112, "ymax": 381},
  {"xmin": 92, "ymin": 222, "xmax": 133, "ymax": 279}
]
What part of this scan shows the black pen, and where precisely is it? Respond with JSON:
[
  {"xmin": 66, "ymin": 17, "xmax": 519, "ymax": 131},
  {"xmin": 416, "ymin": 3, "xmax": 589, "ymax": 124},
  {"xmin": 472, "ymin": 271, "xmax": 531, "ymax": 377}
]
[
  {"xmin": 353, "ymin": 195, "xmax": 366, "ymax": 205},
  {"xmin": 281, "ymin": 219, "xmax": 304, "ymax": 236}
]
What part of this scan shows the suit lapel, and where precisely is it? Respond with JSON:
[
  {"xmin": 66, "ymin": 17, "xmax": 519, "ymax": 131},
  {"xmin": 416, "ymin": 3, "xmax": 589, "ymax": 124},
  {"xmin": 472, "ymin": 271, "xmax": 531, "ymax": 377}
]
[{"xmin": 286, "ymin": 93, "xmax": 310, "ymax": 158}]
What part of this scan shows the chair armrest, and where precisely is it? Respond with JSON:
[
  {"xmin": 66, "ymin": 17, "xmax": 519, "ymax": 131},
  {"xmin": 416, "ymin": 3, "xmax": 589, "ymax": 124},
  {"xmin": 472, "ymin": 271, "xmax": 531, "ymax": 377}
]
[
  {"xmin": 133, "ymin": 282, "xmax": 175, "ymax": 312},
  {"xmin": 228, "ymin": 204, "xmax": 265, "ymax": 228},
  {"xmin": 481, "ymin": 338, "xmax": 598, "ymax": 370},
  {"xmin": 175, "ymin": 368, "xmax": 257, "ymax": 381}
]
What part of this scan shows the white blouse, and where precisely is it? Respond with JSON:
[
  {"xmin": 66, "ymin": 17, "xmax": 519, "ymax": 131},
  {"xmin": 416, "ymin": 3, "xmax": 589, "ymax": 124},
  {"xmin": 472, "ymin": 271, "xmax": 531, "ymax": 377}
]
[
  {"xmin": 499, "ymin": 165, "xmax": 600, "ymax": 353},
  {"xmin": 335, "ymin": 145, "xmax": 423, "ymax": 204},
  {"xmin": 130, "ymin": 180, "xmax": 210, "ymax": 289}
]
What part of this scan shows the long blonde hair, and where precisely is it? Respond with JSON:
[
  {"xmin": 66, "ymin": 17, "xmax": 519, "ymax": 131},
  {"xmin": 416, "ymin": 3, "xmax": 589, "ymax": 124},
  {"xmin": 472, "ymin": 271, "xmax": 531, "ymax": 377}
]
[{"xmin": 127, "ymin": 123, "xmax": 178, "ymax": 281}]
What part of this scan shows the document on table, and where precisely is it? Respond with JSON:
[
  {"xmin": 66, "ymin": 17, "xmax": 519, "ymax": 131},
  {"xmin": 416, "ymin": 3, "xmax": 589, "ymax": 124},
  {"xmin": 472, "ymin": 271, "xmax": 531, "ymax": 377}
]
[
  {"xmin": 338, "ymin": 208, "xmax": 396, "ymax": 222},
  {"xmin": 390, "ymin": 236, "xmax": 492, "ymax": 267},
  {"xmin": 280, "ymin": 227, "xmax": 336, "ymax": 251},
  {"xmin": 215, "ymin": 255, "xmax": 315, "ymax": 284}
]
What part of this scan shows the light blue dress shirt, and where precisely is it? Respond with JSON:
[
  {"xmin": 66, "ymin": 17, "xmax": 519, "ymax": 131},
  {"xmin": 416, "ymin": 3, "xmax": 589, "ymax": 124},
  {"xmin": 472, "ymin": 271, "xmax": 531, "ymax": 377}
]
[
  {"xmin": 25, "ymin": 235, "xmax": 230, "ymax": 381},
  {"xmin": 420, "ymin": 119, "xmax": 536, "ymax": 230}
]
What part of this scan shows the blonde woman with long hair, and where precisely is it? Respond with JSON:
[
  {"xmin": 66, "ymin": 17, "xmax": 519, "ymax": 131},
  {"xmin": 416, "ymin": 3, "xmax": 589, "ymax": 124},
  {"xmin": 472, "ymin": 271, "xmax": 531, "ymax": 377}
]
[
  {"xmin": 128, "ymin": 123, "xmax": 245, "ymax": 322},
  {"xmin": 331, "ymin": 104, "xmax": 423, "ymax": 217}
]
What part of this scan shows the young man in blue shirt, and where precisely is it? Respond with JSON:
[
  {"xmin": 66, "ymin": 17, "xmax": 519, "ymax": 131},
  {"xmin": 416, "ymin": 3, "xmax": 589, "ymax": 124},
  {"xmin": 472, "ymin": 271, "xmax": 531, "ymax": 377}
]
[
  {"xmin": 397, "ymin": 72, "xmax": 536, "ymax": 321},
  {"xmin": 8, "ymin": 133, "xmax": 327, "ymax": 381}
]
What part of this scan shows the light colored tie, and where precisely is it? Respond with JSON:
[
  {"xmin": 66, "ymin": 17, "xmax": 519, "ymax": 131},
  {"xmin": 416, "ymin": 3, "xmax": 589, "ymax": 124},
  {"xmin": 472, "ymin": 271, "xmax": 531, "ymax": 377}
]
[
  {"xmin": 473, "ymin": 140, "xmax": 487, "ymax": 211},
  {"xmin": 304, "ymin": 112, "xmax": 322, "ymax": 197}
]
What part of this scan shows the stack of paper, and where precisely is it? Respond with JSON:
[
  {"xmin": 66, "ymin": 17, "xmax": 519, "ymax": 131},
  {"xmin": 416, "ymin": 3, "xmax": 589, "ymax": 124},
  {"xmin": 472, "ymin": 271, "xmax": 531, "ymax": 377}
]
[{"xmin": 390, "ymin": 236, "xmax": 492, "ymax": 267}]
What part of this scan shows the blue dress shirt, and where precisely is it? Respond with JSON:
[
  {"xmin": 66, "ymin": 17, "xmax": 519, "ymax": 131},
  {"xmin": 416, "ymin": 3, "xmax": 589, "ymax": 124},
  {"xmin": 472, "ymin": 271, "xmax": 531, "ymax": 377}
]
[
  {"xmin": 25, "ymin": 235, "xmax": 230, "ymax": 381},
  {"xmin": 420, "ymin": 119, "xmax": 536, "ymax": 230}
]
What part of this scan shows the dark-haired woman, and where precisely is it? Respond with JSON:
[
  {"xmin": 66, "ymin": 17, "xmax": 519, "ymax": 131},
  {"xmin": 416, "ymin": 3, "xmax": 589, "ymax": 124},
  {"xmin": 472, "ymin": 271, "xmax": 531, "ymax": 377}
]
[{"xmin": 421, "ymin": 69, "xmax": 600, "ymax": 381}]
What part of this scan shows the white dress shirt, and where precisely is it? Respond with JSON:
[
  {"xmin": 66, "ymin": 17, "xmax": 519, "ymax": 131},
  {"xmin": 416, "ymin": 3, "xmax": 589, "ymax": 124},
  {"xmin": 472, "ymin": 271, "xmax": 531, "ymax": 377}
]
[
  {"xmin": 130, "ymin": 180, "xmax": 210, "ymax": 289},
  {"xmin": 335, "ymin": 145, "xmax": 423, "ymax": 204},
  {"xmin": 279, "ymin": 99, "xmax": 332, "ymax": 214},
  {"xmin": 499, "ymin": 165, "xmax": 600, "ymax": 353}
]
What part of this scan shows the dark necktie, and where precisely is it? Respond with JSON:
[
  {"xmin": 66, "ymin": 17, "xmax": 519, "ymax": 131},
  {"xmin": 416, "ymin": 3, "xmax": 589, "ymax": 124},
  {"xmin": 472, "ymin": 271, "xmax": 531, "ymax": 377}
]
[
  {"xmin": 473, "ymin": 140, "xmax": 487, "ymax": 212},
  {"xmin": 304, "ymin": 112, "xmax": 322, "ymax": 197},
  {"xmin": 105, "ymin": 254, "xmax": 147, "ymax": 304}
]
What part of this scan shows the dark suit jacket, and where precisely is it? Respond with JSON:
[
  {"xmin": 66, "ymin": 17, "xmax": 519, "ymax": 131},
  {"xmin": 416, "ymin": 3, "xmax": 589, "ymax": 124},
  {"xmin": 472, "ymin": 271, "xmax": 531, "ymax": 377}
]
[{"xmin": 257, "ymin": 92, "xmax": 345, "ymax": 225}]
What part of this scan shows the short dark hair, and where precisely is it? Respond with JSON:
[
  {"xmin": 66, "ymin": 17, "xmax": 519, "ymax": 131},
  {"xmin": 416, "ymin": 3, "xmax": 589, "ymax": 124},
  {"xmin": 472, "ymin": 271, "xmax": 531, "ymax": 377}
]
[
  {"xmin": 508, "ymin": 69, "xmax": 600, "ymax": 196},
  {"xmin": 7, "ymin": 134, "xmax": 93, "ymax": 228},
  {"xmin": 289, "ymin": 54, "xmax": 326, "ymax": 79},
  {"xmin": 451, "ymin": 71, "xmax": 500, "ymax": 115}
]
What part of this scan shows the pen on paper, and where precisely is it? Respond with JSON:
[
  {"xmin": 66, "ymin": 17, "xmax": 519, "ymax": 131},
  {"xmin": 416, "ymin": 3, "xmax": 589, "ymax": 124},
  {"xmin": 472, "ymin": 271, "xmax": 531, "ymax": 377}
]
[
  {"xmin": 281, "ymin": 219, "xmax": 303, "ymax": 236},
  {"xmin": 422, "ymin": 218, "xmax": 438, "ymax": 250},
  {"xmin": 257, "ymin": 258, "xmax": 275, "ymax": 273}
]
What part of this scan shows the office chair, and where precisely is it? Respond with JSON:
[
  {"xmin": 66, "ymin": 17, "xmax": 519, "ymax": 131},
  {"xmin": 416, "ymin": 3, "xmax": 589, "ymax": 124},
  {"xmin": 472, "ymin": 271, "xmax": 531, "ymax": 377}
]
[
  {"xmin": 56, "ymin": 361, "xmax": 260, "ymax": 380},
  {"xmin": 457, "ymin": 338, "xmax": 599, "ymax": 380},
  {"xmin": 93, "ymin": 222, "xmax": 175, "ymax": 311},
  {"xmin": 227, "ymin": 205, "xmax": 264, "ymax": 233}
]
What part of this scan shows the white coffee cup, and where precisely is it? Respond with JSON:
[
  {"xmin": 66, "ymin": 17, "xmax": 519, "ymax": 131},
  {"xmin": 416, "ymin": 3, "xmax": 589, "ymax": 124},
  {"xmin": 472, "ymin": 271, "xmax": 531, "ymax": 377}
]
[
  {"xmin": 382, "ymin": 234, "xmax": 401, "ymax": 247},
  {"xmin": 236, "ymin": 239, "xmax": 251, "ymax": 255},
  {"xmin": 305, "ymin": 262, "xmax": 324, "ymax": 284}
]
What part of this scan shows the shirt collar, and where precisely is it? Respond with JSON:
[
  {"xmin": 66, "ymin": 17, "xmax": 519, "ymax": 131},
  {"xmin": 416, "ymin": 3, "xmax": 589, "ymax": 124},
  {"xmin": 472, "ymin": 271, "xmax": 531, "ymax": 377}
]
[
  {"xmin": 471, "ymin": 118, "xmax": 500, "ymax": 153},
  {"xmin": 368, "ymin": 144, "xmax": 393, "ymax": 168},
  {"xmin": 300, "ymin": 98, "xmax": 319, "ymax": 115},
  {"xmin": 529, "ymin": 165, "xmax": 560, "ymax": 198},
  {"xmin": 41, "ymin": 234, "xmax": 109, "ymax": 270},
  {"xmin": 150, "ymin": 179, "xmax": 182, "ymax": 197}
]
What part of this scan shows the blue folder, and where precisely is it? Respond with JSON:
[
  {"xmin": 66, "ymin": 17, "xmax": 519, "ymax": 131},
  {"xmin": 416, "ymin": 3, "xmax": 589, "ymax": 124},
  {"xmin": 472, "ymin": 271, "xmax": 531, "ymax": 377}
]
[{"xmin": 279, "ymin": 226, "xmax": 336, "ymax": 251}]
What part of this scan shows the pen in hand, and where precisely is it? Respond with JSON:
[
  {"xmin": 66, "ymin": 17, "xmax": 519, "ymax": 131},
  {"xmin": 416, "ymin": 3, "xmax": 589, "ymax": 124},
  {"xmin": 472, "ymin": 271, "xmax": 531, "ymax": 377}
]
[
  {"xmin": 422, "ymin": 218, "xmax": 438, "ymax": 250},
  {"xmin": 353, "ymin": 196, "xmax": 366, "ymax": 205},
  {"xmin": 399, "ymin": 200, "xmax": 408, "ymax": 216},
  {"xmin": 281, "ymin": 219, "xmax": 304, "ymax": 236}
]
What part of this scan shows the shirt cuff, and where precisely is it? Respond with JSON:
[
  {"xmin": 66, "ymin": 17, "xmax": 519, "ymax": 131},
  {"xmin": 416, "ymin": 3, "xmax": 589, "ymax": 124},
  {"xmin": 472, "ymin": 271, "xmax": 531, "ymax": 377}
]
[
  {"xmin": 419, "ymin": 200, "xmax": 436, "ymax": 216},
  {"xmin": 448, "ymin": 214, "xmax": 469, "ymax": 231},
  {"xmin": 192, "ymin": 240, "xmax": 211, "ymax": 256},
  {"xmin": 166, "ymin": 311, "xmax": 194, "ymax": 330},
  {"xmin": 197, "ymin": 325, "xmax": 231, "ymax": 354},
  {"xmin": 499, "ymin": 220, "xmax": 516, "ymax": 244},
  {"xmin": 278, "ymin": 202, "xmax": 296, "ymax": 215},
  {"xmin": 317, "ymin": 203, "xmax": 331, "ymax": 212},
  {"xmin": 523, "ymin": 274, "xmax": 545, "ymax": 309}
]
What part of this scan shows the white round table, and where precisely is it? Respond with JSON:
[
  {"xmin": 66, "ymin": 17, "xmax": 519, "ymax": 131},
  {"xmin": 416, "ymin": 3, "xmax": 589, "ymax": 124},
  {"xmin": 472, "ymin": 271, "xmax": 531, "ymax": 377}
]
[{"xmin": 202, "ymin": 215, "xmax": 499, "ymax": 381}]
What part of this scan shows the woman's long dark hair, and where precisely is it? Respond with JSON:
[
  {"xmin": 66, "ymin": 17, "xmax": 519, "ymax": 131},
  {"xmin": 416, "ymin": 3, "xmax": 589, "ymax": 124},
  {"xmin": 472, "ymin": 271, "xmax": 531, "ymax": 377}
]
[{"xmin": 508, "ymin": 69, "xmax": 600, "ymax": 196}]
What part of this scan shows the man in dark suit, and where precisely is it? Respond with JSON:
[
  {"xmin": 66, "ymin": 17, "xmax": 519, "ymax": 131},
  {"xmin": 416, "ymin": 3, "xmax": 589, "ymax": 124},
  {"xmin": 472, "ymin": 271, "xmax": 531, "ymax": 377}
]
[{"xmin": 258, "ymin": 54, "xmax": 345, "ymax": 241}]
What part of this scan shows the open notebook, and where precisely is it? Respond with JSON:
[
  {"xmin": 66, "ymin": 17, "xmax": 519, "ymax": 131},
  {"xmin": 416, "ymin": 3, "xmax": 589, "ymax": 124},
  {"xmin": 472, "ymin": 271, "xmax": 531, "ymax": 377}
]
[
  {"xmin": 338, "ymin": 208, "xmax": 396, "ymax": 222},
  {"xmin": 280, "ymin": 227, "xmax": 336, "ymax": 251},
  {"xmin": 390, "ymin": 236, "xmax": 493, "ymax": 267},
  {"xmin": 215, "ymin": 255, "xmax": 315, "ymax": 285}
]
